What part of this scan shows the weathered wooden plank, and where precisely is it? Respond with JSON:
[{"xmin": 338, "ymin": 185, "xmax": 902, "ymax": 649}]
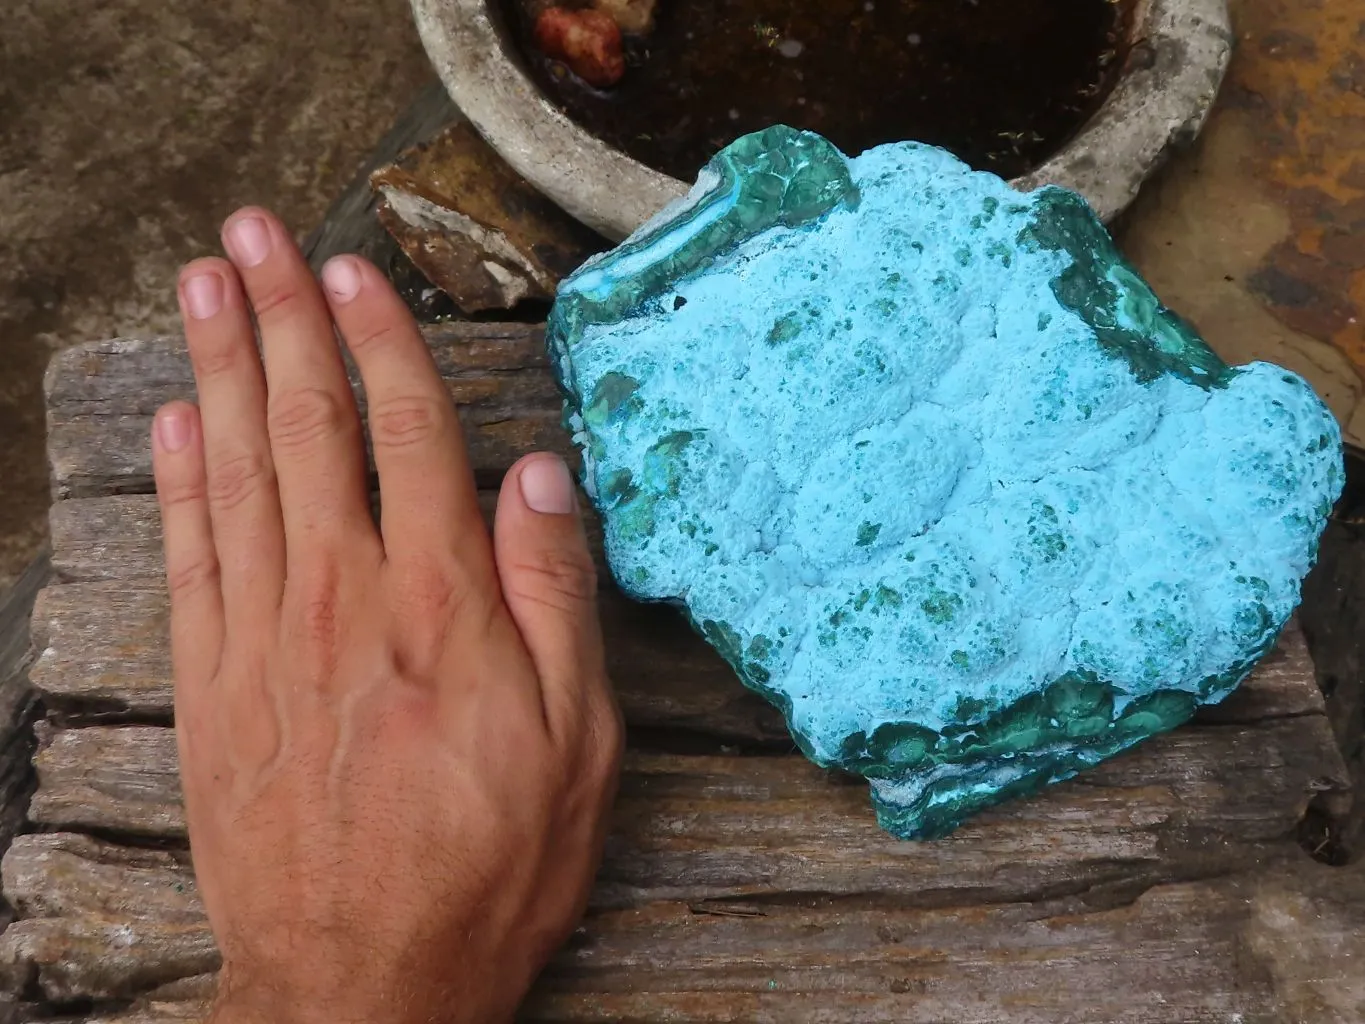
[
  {"xmin": 1300, "ymin": 514, "xmax": 1365, "ymax": 863},
  {"xmin": 41, "ymin": 488, "xmax": 1328, "ymax": 719},
  {"xmin": 1240, "ymin": 858, "xmax": 1365, "ymax": 1023},
  {"xmin": 23, "ymin": 721, "xmax": 1348, "ymax": 913},
  {"xmin": 7, "ymin": 830, "xmax": 1365, "ymax": 1022},
  {"xmin": 48, "ymin": 496, "xmax": 168, "ymax": 585},
  {"xmin": 522, "ymin": 884, "xmax": 1292, "ymax": 1023},
  {"xmin": 29, "ymin": 725, "xmax": 185, "ymax": 838},
  {"xmin": 73, "ymin": 974, "xmax": 216, "ymax": 1024},
  {"xmin": 0, "ymin": 834, "xmax": 215, "ymax": 1004},
  {"xmin": 27, "ymin": 580, "xmax": 787, "ymax": 742},
  {"xmin": 26, "ymin": 570, "xmax": 1329, "ymax": 742},
  {"xmin": 34, "ymin": 324, "xmax": 1361, "ymax": 1024},
  {"xmin": 83, "ymin": 1005, "xmax": 209, "ymax": 1024},
  {"xmin": 0, "ymin": 555, "xmax": 48, "ymax": 942},
  {"xmin": 45, "ymin": 329, "xmax": 570, "ymax": 499},
  {"xmin": 1, "ymin": 557, "xmax": 47, "ymax": 772},
  {"xmin": 49, "ymin": 493, "xmax": 608, "ymax": 588}
]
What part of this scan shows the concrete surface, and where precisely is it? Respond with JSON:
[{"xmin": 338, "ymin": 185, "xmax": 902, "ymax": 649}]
[
  {"xmin": 0, "ymin": 0, "xmax": 1362, "ymax": 594},
  {"xmin": 0, "ymin": 0, "xmax": 432, "ymax": 589}
]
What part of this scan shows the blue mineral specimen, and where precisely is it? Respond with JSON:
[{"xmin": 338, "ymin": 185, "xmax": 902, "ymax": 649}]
[{"xmin": 545, "ymin": 126, "xmax": 1345, "ymax": 839}]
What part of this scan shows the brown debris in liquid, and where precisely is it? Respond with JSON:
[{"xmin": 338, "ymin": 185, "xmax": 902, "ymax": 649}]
[{"xmin": 507, "ymin": 0, "xmax": 1134, "ymax": 180}]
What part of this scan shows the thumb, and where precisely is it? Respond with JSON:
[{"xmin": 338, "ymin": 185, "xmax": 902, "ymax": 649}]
[{"xmin": 493, "ymin": 453, "xmax": 606, "ymax": 709}]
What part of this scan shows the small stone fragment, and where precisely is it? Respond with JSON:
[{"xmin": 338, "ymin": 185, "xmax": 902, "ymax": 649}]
[
  {"xmin": 534, "ymin": 7, "xmax": 626, "ymax": 87},
  {"xmin": 592, "ymin": 0, "xmax": 656, "ymax": 36},
  {"xmin": 370, "ymin": 122, "xmax": 605, "ymax": 314},
  {"xmin": 547, "ymin": 126, "xmax": 1345, "ymax": 839}
]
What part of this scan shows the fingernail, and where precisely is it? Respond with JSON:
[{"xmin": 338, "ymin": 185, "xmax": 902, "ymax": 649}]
[
  {"xmin": 181, "ymin": 272, "xmax": 223, "ymax": 320},
  {"xmin": 321, "ymin": 256, "xmax": 363, "ymax": 304},
  {"xmin": 225, "ymin": 215, "xmax": 271, "ymax": 267},
  {"xmin": 155, "ymin": 407, "xmax": 192, "ymax": 453},
  {"xmin": 520, "ymin": 456, "xmax": 576, "ymax": 514}
]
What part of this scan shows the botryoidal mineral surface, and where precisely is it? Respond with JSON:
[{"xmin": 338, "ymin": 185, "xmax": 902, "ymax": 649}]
[{"xmin": 546, "ymin": 126, "xmax": 1344, "ymax": 838}]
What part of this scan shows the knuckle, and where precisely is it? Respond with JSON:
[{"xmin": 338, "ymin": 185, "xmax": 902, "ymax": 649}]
[
  {"xmin": 158, "ymin": 473, "xmax": 206, "ymax": 511},
  {"xmin": 300, "ymin": 596, "xmax": 340, "ymax": 661},
  {"xmin": 369, "ymin": 395, "xmax": 445, "ymax": 451},
  {"xmin": 553, "ymin": 704, "xmax": 622, "ymax": 805},
  {"xmin": 589, "ymin": 700, "xmax": 625, "ymax": 772},
  {"xmin": 548, "ymin": 679, "xmax": 620, "ymax": 776},
  {"xmin": 505, "ymin": 548, "xmax": 598, "ymax": 614},
  {"xmin": 189, "ymin": 337, "xmax": 243, "ymax": 380},
  {"xmin": 404, "ymin": 562, "xmax": 466, "ymax": 619},
  {"xmin": 268, "ymin": 387, "xmax": 349, "ymax": 452},
  {"xmin": 206, "ymin": 450, "xmax": 272, "ymax": 511},
  {"xmin": 167, "ymin": 554, "xmax": 220, "ymax": 601},
  {"xmin": 391, "ymin": 563, "xmax": 479, "ymax": 671},
  {"xmin": 587, "ymin": 744, "xmax": 622, "ymax": 798},
  {"xmin": 346, "ymin": 320, "xmax": 400, "ymax": 356},
  {"xmin": 289, "ymin": 562, "xmax": 345, "ymax": 682},
  {"xmin": 246, "ymin": 280, "xmax": 301, "ymax": 322}
]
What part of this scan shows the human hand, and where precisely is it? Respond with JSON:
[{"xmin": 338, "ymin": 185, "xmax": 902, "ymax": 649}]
[{"xmin": 151, "ymin": 208, "xmax": 622, "ymax": 1024}]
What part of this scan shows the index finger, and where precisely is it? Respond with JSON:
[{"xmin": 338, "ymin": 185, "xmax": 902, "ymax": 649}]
[{"xmin": 319, "ymin": 254, "xmax": 494, "ymax": 582}]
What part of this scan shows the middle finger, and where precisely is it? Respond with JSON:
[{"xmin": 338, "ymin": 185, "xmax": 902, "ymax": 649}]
[{"xmin": 220, "ymin": 208, "xmax": 380, "ymax": 570}]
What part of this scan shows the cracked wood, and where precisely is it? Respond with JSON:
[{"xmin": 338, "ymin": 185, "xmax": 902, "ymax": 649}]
[
  {"xmin": 5, "ymin": 829, "xmax": 1365, "ymax": 1021},
  {"xmin": 9, "ymin": 329, "xmax": 1359, "ymax": 1022}
]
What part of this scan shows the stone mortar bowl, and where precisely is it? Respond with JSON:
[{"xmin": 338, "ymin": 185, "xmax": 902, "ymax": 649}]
[{"xmin": 412, "ymin": 0, "xmax": 1232, "ymax": 241}]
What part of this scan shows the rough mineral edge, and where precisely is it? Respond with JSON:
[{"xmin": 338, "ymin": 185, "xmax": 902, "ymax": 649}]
[{"xmin": 546, "ymin": 126, "xmax": 1345, "ymax": 838}]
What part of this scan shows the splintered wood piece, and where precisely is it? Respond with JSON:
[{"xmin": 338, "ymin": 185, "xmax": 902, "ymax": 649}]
[
  {"xmin": 0, "ymin": 833, "xmax": 215, "ymax": 1003},
  {"xmin": 302, "ymin": 81, "xmax": 460, "ymax": 274},
  {"xmin": 371, "ymin": 121, "xmax": 606, "ymax": 313}
]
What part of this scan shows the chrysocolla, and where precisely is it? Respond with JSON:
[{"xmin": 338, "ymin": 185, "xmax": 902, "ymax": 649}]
[{"xmin": 546, "ymin": 126, "xmax": 1345, "ymax": 839}]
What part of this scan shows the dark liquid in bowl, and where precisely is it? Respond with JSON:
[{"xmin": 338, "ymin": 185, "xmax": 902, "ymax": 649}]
[{"xmin": 504, "ymin": 0, "xmax": 1134, "ymax": 181}]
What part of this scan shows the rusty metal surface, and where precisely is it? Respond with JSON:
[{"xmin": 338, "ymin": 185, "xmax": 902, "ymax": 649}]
[
  {"xmin": 1120, "ymin": 0, "xmax": 1365, "ymax": 447},
  {"xmin": 1236, "ymin": 1, "xmax": 1365, "ymax": 377}
]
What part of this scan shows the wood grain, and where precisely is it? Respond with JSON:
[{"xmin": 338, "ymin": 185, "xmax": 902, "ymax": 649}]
[
  {"xmin": 22, "ymin": 719, "xmax": 1348, "ymax": 910},
  {"xmin": 26, "ymin": 574, "xmax": 1332, "ymax": 765},
  {"xmin": 0, "ymin": 556, "xmax": 47, "ymax": 922},
  {"xmin": 27, "ymin": 578, "xmax": 789, "ymax": 743},
  {"xmin": 0, "ymin": 834, "xmax": 214, "ymax": 1004},
  {"xmin": 6, "ymin": 828, "xmax": 1365, "ymax": 1022},
  {"xmin": 45, "ymin": 329, "xmax": 570, "ymax": 499},
  {"xmin": 49, "ymin": 493, "xmax": 609, "ymax": 588},
  {"xmin": 19, "ymin": 326, "xmax": 1363, "ymax": 1022}
]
